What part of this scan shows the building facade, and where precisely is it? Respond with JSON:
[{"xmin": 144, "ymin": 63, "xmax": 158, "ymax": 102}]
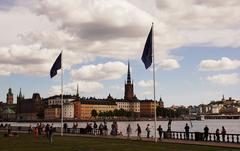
[
  {"xmin": 44, "ymin": 107, "xmax": 61, "ymax": 120},
  {"xmin": 73, "ymin": 99, "xmax": 117, "ymax": 120},
  {"xmin": 6, "ymin": 88, "xmax": 13, "ymax": 105},
  {"xmin": 16, "ymin": 91, "xmax": 45, "ymax": 120},
  {"xmin": 63, "ymin": 102, "xmax": 74, "ymax": 119}
]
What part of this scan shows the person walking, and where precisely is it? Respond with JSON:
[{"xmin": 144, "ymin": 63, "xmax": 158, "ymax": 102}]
[
  {"xmin": 204, "ymin": 125, "xmax": 209, "ymax": 141},
  {"xmin": 221, "ymin": 126, "xmax": 226, "ymax": 142},
  {"xmin": 184, "ymin": 123, "xmax": 190, "ymax": 140},
  {"xmin": 216, "ymin": 128, "xmax": 220, "ymax": 141},
  {"xmin": 63, "ymin": 123, "xmax": 68, "ymax": 133},
  {"xmin": 45, "ymin": 124, "xmax": 50, "ymax": 138},
  {"xmin": 99, "ymin": 123, "xmax": 104, "ymax": 135},
  {"xmin": 157, "ymin": 125, "xmax": 163, "ymax": 140},
  {"xmin": 126, "ymin": 124, "xmax": 132, "ymax": 139},
  {"xmin": 145, "ymin": 124, "xmax": 150, "ymax": 138},
  {"xmin": 136, "ymin": 124, "xmax": 142, "ymax": 140},
  {"xmin": 103, "ymin": 123, "xmax": 108, "ymax": 136},
  {"xmin": 28, "ymin": 125, "xmax": 32, "ymax": 134},
  {"xmin": 93, "ymin": 122, "xmax": 98, "ymax": 135},
  {"xmin": 34, "ymin": 127, "xmax": 39, "ymax": 143},
  {"xmin": 49, "ymin": 124, "xmax": 54, "ymax": 144}
]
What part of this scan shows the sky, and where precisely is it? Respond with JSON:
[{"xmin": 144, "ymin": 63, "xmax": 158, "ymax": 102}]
[{"xmin": 0, "ymin": 0, "xmax": 239, "ymax": 106}]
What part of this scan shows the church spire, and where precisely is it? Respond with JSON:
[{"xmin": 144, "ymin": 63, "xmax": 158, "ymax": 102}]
[
  {"xmin": 17, "ymin": 88, "xmax": 24, "ymax": 100},
  {"xmin": 19, "ymin": 88, "xmax": 22, "ymax": 98},
  {"xmin": 127, "ymin": 61, "xmax": 131, "ymax": 84},
  {"xmin": 76, "ymin": 83, "xmax": 79, "ymax": 97}
]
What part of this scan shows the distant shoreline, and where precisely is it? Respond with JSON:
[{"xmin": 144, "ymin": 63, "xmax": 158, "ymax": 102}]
[{"xmin": 1, "ymin": 118, "xmax": 198, "ymax": 123}]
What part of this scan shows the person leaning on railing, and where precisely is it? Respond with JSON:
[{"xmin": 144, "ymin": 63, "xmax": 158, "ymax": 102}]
[{"xmin": 221, "ymin": 126, "xmax": 226, "ymax": 142}]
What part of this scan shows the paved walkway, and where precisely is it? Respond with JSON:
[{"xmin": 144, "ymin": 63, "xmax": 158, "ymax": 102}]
[
  {"xmin": 61, "ymin": 133, "xmax": 240, "ymax": 149},
  {"xmin": 1, "ymin": 130, "xmax": 240, "ymax": 149}
]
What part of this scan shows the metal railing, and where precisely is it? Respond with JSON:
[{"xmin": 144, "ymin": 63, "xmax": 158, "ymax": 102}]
[
  {"xmin": 164, "ymin": 131, "xmax": 240, "ymax": 143},
  {"xmin": 1, "ymin": 126, "xmax": 240, "ymax": 143}
]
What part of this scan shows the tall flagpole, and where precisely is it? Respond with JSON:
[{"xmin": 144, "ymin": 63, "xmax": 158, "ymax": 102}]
[
  {"xmin": 152, "ymin": 22, "xmax": 157, "ymax": 142},
  {"xmin": 61, "ymin": 50, "xmax": 63, "ymax": 136}
]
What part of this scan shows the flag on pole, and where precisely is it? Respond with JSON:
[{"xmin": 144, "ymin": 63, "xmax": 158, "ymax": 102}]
[
  {"xmin": 141, "ymin": 26, "xmax": 153, "ymax": 69},
  {"xmin": 50, "ymin": 53, "xmax": 62, "ymax": 78}
]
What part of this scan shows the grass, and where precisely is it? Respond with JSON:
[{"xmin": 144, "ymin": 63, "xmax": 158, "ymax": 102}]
[{"xmin": 0, "ymin": 133, "xmax": 239, "ymax": 151}]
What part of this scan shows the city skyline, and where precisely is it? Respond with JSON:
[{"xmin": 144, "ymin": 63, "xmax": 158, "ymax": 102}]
[{"xmin": 0, "ymin": 0, "xmax": 239, "ymax": 106}]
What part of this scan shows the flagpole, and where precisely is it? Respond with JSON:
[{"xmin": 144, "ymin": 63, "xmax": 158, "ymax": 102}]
[
  {"xmin": 61, "ymin": 50, "xmax": 63, "ymax": 136},
  {"xmin": 152, "ymin": 22, "xmax": 157, "ymax": 142}
]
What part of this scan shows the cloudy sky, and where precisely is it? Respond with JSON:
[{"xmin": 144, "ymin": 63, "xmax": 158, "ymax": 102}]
[{"xmin": 0, "ymin": 0, "xmax": 239, "ymax": 106}]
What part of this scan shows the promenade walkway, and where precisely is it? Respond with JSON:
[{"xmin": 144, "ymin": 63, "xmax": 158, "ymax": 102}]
[
  {"xmin": 1, "ymin": 129, "xmax": 239, "ymax": 149},
  {"xmin": 62, "ymin": 133, "xmax": 240, "ymax": 149}
]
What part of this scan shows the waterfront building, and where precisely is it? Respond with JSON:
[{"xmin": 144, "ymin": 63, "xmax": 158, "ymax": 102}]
[
  {"xmin": 47, "ymin": 95, "xmax": 77, "ymax": 106},
  {"xmin": 63, "ymin": 102, "xmax": 74, "ymax": 119},
  {"xmin": 44, "ymin": 107, "xmax": 61, "ymax": 120},
  {"xmin": 73, "ymin": 98, "xmax": 117, "ymax": 120},
  {"xmin": 16, "ymin": 90, "xmax": 45, "ymax": 120},
  {"xmin": 115, "ymin": 99, "xmax": 140, "ymax": 113},
  {"xmin": 188, "ymin": 105, "xmax": 200, "ymax": 115},
  {"xmin": 211, "ymin": 104, "xmax": 223, "ymax": 114},
  {"xmin": 224, "ymin": 97, "xmax": 236, "ymax": 105},
  {"xmin": 140, "ymin": 99, "xmax": 157, "ymax": 118}
]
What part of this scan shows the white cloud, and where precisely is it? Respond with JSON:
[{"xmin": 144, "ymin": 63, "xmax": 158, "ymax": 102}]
[
  {"xmin": 109, "ymin": 85, "xmax": 124, "ymax": 91},
  {"xmin": 1, "ymin": 0, "xmax": 240, "ymax": 78},
  {"xmin": 158, "ymin": 59, "xmax": 180, "ymax": 70},
  {"xmin": 139, "ymin": 91, "xmax": 152, "ymax": 98},
  {"xmin": 199, "ymin": 57, "xmax": 240, "ymax": 71},
  {"xmin": 0, "ymin": 44, "xmax": 93, "ymax": 76},
  {"xmin": 207, "ymin": 73, "xmax": 240, "ymax": 85},
  {"xmin": 137, "ymin": 80, "xmax": 154, "ymax": 88},
  {"xmin": 49, "ymin": 81, "xmax": 103, "ymax": 95},
  {"xmin": 70, "ymin": 61, "xmax": 127, "ymax": 81}
]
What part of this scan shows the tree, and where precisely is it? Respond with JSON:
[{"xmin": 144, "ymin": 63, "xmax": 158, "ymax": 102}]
[{"xmin": 91, "ymin": 109, "xmax": 98, "ymax": 118}]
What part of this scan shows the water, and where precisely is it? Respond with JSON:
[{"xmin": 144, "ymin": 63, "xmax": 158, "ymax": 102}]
[{"xmin": 1, "ymin": 119, "xmax": 240, "ymax": 136}]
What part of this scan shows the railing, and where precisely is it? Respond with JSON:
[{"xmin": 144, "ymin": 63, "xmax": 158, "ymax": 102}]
[
  {"xmin": 1, "ymin": 126, "xmax": 240, "ymax": 143},
  {"xmin": 164, "ymin": 131, "xmax": 240, "ymax": 143},
  {"xmin": 64, "ymin": 128, "xmax": 107, "ymax": 136}
]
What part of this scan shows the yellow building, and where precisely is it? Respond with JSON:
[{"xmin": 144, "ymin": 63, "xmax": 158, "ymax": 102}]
[
  {"xmin": 44, "ymin": 107, "xmax": 61, "ymax": 120},
  {"xmin": 74, "ymin": 99, "xmax": 117, "ymax": 120}
]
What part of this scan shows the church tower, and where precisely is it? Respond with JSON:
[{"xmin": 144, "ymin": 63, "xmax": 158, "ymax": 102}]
[
  {"xmin": 76, "ymin": 83, "xmax": 79, "ymax": 98},
  {"xmin": 17, "ymin": 88, "xmax": 24, "ymax": 101},
  {"xmin": 6, "ymin": 88, "xmax": 13, "ymax": 104},
  {"xmin": 124, "ymin": 61, "xmax": 134, "ymax": 101}
]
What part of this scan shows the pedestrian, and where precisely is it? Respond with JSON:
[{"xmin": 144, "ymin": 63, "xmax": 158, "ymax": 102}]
[
  {"xmin": 103, "ymin": 123, "xmax": 108, "ymax": 136},
  {"xmin": 126, "ymin": 124, "xmax": 132, "ymax": 139},
  {"xmin": 93, "ymin": 122, "xmax": 98, "ymax": 135},
  {"xmin": 63, "ymin": 123, "xmax": 68, "ymax": 133},
  {"xmin": 28, "ymin": 125, "xmax": 32, "ymax": 134},
  {"xmin": 45, "ymin": 124, "xmax": 50, "ymax": 138},
  {"xmin": 167, "ymin": 119, "xmax": 172, "ymax": 132},
  {"xmin": 184, "ymin": 123, "xmax": 190, "ymax": 140},
  {"xmin": 49, "ymin": 124, "xmax": 54, "ymax": 144},
  {"xmin": 34, "ymin": 127, "xmax": 39, "ymax": 143},
  {"xmin": 7, "ymin": 124, "xmax": 11, "ymax": 135},
  {"xmin": 221, "ymin": 126, "xmax": 226, "ymax": 142},
  {"xmin": 145, "ymin": 124, "xmax": 150, "ymax": 138},
  {"xmin": 136, "ymin": 124, "xmax": 142, "ymax": 140},
  {"xmin": 216, "ymin": 128, "xmax": 220, "ymax": 141},
  {"xmin": 99, "ymin": 123, "xmax": 104, "ymax": 135},
  {"xmin": 157, "ymin": 125, "xmax": 163, "ymax": 140},
  {"xmin": 204, "ymin": 125, "xmax": 209, "ymax": 141}
]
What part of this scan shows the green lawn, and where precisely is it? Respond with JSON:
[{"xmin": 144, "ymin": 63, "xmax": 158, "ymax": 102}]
[{"xmin": 0, "ymin": 133, "xmax": 238, "ymax": 151}]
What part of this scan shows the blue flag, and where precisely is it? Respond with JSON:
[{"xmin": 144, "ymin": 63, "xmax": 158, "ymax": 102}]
[
  {"xmin": 50, "ymin": 52, "xmax": 62, "ymax": 78},
  {"xmin": 141, "ymin": 26, "xmax": 153, "ymax": 69}
]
